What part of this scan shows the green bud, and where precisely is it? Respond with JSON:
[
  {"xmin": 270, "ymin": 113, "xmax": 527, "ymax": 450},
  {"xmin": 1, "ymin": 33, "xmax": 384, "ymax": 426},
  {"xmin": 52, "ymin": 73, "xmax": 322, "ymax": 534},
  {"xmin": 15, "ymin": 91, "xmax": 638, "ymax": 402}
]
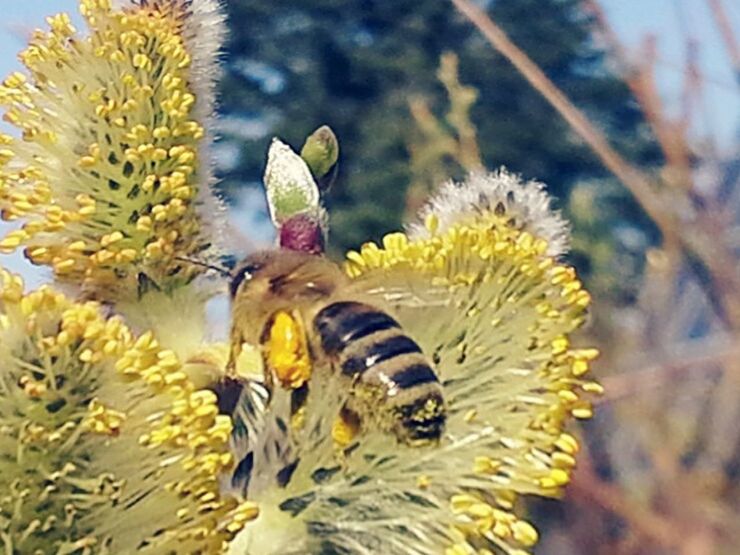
[{"xmin": 300, "ymin": 125, "xmax": 339, "ymax": 180}]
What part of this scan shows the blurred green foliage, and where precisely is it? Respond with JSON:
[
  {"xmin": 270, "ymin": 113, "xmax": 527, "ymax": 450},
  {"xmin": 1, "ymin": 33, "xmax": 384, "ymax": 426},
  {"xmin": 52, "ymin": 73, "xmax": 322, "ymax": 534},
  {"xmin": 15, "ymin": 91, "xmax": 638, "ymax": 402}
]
[
  {"xmin": 218, "ymin": 0, "xmax": 661, "ymax": 274},
  {"xmin": 567, "ymin": 178, "xmax": 654, "ymax": 305}
]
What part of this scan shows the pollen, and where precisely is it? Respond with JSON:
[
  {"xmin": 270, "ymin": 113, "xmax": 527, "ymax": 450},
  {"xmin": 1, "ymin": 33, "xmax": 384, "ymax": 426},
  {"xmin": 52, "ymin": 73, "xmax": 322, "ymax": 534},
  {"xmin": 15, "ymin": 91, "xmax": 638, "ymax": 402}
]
[{"xmin": 265, "ymin": 310, "xmax": 313, "ymax": 389}]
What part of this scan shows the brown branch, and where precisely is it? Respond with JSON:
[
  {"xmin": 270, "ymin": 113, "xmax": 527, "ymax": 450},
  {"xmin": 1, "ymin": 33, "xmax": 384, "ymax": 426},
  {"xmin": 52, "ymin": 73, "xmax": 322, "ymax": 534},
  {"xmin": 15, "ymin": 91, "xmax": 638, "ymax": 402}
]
[
  {"xmin": 655, "ymin": 56, "xmax": 738, "ymax": 91},
  {"xmin": 584, "ymin": 2, "xmax": 694, "ymax": 186},
  {"xmin": 596, "ymin": 337, "xmax": 740, "ymax": 405},
  {"xmin": 437, "ymin": 52, "xmax": 484, "ymax": 171},
  {"xmin": 569, "ymin": 454, "xmax": 680, "ymax": 548},
  {"xmin": 707, "ymin": 0, "xmax": 740, "ymax": 76},
  {"xmin": 634, "ymin": 36, "xmax": 692, "ymax": 190}
]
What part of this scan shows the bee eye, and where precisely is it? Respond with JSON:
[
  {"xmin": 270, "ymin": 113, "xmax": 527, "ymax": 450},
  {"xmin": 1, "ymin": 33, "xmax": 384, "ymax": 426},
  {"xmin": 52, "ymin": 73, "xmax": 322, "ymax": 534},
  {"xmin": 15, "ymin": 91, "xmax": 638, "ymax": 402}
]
[
  {"xmin": 229, "ymin": 262, "xmax": 262, "ymax": 297},
  {"xmin": 230, "ymin": 268, "xmax": 251, "ymax": 297}
]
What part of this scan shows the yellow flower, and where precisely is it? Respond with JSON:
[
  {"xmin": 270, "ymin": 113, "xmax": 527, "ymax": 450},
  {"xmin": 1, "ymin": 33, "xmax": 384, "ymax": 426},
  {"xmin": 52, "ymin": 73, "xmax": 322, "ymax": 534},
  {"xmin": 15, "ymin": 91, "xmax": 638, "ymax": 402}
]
[
  {"xmin": 228, "ymin": 172, "xmax": 599, "ymax": 555},
  {"xmin": 0, "ymin": 269, "xmax": 256, "ymax": 553},
  {"xmin": 0, "ymin": 0, "xmax": 226, "ymax": 300}
]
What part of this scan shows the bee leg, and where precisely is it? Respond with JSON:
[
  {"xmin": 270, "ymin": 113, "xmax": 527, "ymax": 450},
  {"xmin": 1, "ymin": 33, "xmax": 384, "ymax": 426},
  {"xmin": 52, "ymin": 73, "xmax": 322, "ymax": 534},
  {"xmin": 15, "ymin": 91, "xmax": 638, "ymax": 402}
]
[
  {"xmin": 227, "ymin": 328, "xmax": 244, "ymax": 377},
  {"xmin": 210, "ymin": 376, "xmax": 246, "ymax": 416},
  {"xmin": 331, "ymin": 404, "xmax": 362, "ymax": 461},
  {"xmin": 263, "ymin": 310, "xmax": 312, "ymax": 390},
  {"xmin": 289, "ymin": 382, "xmax": 310, "ymax": 432}
]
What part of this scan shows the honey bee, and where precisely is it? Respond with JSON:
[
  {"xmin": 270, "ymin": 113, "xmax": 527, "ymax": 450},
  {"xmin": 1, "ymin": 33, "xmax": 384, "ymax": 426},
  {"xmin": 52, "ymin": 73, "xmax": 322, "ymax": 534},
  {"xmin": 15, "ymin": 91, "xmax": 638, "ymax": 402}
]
[{"xmin": 228, "ymin": 249, "xmax": 446, "ymax": 446}]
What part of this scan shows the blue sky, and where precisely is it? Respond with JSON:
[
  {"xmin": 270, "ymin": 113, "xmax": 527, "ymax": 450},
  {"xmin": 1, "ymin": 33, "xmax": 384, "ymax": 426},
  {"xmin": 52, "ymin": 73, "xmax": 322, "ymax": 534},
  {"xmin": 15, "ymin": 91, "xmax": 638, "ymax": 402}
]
[
  {"xmin": 600, "ymin": 0, "xmax": 738, "ymax": 149},
  {"xmin": 1, "ymin": 1, "xmax": 738, "ymax": 286}
]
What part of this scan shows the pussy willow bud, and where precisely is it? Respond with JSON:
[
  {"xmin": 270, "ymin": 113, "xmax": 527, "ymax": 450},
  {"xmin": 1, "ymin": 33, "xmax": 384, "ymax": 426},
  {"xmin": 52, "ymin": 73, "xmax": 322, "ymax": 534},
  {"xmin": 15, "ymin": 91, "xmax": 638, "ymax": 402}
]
[
  {"xmin": 263, "ymin": 138, "xmax": 327, "ymax": 253},
  {"xmin": 300, "ymin": 125, "xmax": 339, "ymax": 192}
]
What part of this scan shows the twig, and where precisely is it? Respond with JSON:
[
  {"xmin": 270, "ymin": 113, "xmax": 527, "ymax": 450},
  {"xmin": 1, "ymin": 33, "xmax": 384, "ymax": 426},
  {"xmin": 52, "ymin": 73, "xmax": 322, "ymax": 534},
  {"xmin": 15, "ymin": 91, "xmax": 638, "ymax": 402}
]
[
  {"xmin": 437, "ymin": 53, "xmax": 484, "ymax": 171},
  {"xmin": 636, "ymin": 36, "xmax": 693, "ymax": 190},
  {"xmin": 569, "ymin": 454, "xmax": 680, "ymax": 547},
  {"xmin": 584, "ymin": 2, "xmax": 693, "ymax": 185},
  {"xmin": 656, "ymin": 56, "xmax": 738, "ymax": 91},
  {"xmin": 707, "ymin": 0, "xmax": 740, "ymax": 77},
  {"xmin": 596, "ymin": 336, "xmax": 740, "ymax": 404}
]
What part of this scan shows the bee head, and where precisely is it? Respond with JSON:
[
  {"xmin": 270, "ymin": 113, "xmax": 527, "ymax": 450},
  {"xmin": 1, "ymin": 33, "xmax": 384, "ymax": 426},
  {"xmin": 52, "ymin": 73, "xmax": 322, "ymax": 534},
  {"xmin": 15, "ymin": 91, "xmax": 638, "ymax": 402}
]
[
  {"xmin": 229, "ymin": 251, "xmax": 273, "ymax": 298},
  {"xmin": 229, "ymin": 249, "xmax": 344, "ymax": 301}
]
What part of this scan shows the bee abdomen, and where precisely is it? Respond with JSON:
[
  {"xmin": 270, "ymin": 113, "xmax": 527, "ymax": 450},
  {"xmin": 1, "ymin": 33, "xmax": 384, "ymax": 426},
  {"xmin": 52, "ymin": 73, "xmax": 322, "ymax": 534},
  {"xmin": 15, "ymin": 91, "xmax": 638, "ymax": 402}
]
[
  {"xmin": 394, "ymin": 389, "xmax": 446, "ymax": 443},
  {"xmin": 389, "ymin": 362, "xmax": 440, "ymax": 389},
  {"xmin": 314, "ymin": 301, "xmax": 446, "ymax": 443},
  {"xmin": 313, "ymin": 301, "xmax": 401, "ymax": 356},
  {"xmin": 340, "ymin": 335, "xmax": 422, "ymax": 376}
]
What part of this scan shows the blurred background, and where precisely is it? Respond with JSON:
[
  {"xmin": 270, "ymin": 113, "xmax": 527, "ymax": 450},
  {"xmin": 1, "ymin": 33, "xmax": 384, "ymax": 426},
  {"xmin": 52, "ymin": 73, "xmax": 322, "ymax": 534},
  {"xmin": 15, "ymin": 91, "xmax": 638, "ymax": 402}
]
[{"xmin": 2, "ymin": 1, "xmax": 739, "ymax": 553}]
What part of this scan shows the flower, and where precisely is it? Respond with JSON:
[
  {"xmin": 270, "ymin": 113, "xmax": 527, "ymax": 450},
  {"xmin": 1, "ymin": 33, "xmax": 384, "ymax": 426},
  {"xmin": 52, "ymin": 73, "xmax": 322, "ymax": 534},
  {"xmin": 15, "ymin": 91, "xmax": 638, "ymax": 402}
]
[
  {"xmin": 407, "ymin": 169, "xmax": 571, "ymax": 258},
  {"xmin": 0, "ymin": 0, "xmax": 226, "ymax": 300},
  {"xmin": 228, "ymin": 173, "xmax": 599, "ymax": 554},
  {"xmin": 0, "ymin": 269, "xmax": 257, "ymax": 553}
]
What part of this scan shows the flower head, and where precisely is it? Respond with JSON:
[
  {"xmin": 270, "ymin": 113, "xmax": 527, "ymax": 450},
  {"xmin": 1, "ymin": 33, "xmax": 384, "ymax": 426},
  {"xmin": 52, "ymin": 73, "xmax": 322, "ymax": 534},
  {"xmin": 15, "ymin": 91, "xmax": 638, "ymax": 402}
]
[
  {"xmin": 0, "ymin": 0, "xmax": 226, "ymax": 300},
  {"xmin": 229, "ymin": 173, "xmax": 598, "ymax": 554},
  {"xmin": 0, "ymin": 269, "xmax": 256, "ymax": 552},
  {"xmin": 407, "ymin": 169, "xmax": 570, "ymax": 258}
]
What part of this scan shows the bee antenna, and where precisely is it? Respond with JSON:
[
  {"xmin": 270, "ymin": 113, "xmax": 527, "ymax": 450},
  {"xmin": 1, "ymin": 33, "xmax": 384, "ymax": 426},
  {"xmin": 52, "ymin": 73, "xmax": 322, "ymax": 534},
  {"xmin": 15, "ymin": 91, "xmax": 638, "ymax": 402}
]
[{"xmin": 174, "ymin": 256, "xmax": 232, "ymax": 277}]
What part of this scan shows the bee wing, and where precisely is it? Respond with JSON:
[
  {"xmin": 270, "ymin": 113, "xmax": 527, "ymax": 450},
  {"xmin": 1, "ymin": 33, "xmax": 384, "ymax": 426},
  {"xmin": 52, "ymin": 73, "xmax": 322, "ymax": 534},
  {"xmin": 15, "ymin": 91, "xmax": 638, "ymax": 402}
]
[
  {"xmin": 225, "ymin": 378, "xmax": 272, "ymax": 496},
  {"xmin": 346, "ymin": 268, "xmax": 456, "ymax": 341},
  {"xmin": 346, "ymin": 267, "xmax": 449, "ymax": 309},
  {"xmin": 346, "ymin": 264, "xmax": 553, "ymax": 419}
]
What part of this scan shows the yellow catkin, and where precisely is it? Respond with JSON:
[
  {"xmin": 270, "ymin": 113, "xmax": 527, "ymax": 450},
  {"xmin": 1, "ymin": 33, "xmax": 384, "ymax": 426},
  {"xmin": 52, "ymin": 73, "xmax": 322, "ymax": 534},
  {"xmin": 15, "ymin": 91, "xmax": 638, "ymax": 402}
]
[
  {"xmin": 342, "ymin": 212, "xmax": 598, "ymax": 554},
  {"xmin": 0, "ymin": 0, "xmax": 215, "ymax": 300},
  {"xmin": 0, "ymin": 269, "xmax": 257, "ymax": 550}
]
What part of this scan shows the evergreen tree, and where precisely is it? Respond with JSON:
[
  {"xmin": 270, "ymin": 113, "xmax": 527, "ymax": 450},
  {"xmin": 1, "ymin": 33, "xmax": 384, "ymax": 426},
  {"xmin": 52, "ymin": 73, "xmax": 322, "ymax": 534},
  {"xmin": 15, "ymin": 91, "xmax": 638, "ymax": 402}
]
[{"xmin": 218, "ymin": 0, "xmax": 660, "ymax": 253}]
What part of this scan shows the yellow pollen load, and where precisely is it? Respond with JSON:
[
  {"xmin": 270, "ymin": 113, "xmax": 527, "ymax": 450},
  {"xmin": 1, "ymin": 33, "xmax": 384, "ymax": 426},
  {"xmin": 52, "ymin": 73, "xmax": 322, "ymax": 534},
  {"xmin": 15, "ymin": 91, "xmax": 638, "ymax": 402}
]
[
  {"xmin": 0, "ymin": 270, "xmax": 256, "ymax": 551},
  {"xmin": 331, "ymin": 413, "xmax": 360, "ymax": 448},
  {"xmin": 344, "ymin": 212, "xmax": 599, "ymax": 554},
  {"xmin": 266, "ymin": 310, "xmax": 313, "ymax": 390},
  {"xmin": 0, "ymin": 1, "xmax": 211, "ymax": 300}
]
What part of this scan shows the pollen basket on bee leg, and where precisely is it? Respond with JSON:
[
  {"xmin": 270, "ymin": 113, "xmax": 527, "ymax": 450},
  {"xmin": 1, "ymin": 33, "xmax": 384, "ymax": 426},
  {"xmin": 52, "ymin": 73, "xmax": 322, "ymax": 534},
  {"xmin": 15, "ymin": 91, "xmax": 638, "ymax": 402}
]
[
  {"xmin": 264, "ymin": 310, "xmax": 313, "ymax": 390},
  {"xmin": 331, "ymin": 406, "xmax": 362, "ymax": 450}
]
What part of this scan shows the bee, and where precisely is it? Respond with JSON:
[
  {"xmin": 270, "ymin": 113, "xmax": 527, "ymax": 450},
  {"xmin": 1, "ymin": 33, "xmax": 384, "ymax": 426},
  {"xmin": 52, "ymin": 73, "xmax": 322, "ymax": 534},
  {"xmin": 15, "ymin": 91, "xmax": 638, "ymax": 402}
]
[{"xmin": 228, "ymin": 249, "xmax": 446, "ymax": 446}]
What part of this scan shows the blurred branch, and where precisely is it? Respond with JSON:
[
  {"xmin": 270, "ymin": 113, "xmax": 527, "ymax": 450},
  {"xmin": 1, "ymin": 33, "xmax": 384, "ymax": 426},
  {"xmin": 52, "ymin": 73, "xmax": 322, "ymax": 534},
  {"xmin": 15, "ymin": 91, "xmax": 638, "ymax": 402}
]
[
  {"xmin": 584, "ymin": 0, "xmax": 735, "ymax": 90},
  {"xmin": 573, "ymin": 444, "xmax": 730, "ymax": 554},
  {"xmin": 707, "ymin": 0, "xmax": 740, "ymax": 78},
  {"xmin": 587, "ymin": 0, "xmax": 725, "ymax": 153},
  {"xmin": 655, "ymin": 56, "xmax": 738, "ymax": 90},
  {"xmin": 437, "ymin": 53, "xmax": 484, "ymax": 171},
  {"xmin": 406, "ymin": 52, "xmax": 484, "ymax": 215},
  {"xmin": 449, "ymin": 0, "xmax": 674, "ymax": 237},
  {"xmin": 639, "ymin": 36, "xmax": 693, "ymax": 190},
  {"xmin": 597, "ymin": 336, "xmax": 740, "ymax": 405},
  {"xmin": 585, "ymin": 1, "xmax": 692, "ymax": 189},
  {"xmin": 570, "ymin": 454, "xmax": 679, "ymax": 547},
  {"xmin": 408, "ymin": 99, "xmax": 459, "ymax": 161}
]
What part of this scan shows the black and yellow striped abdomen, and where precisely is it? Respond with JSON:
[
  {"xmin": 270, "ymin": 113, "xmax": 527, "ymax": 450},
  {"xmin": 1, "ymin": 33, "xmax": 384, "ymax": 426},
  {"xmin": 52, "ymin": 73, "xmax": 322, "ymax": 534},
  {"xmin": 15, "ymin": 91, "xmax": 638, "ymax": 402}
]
[{"xmin": 313, "ymin": 301, "xmax": 446, "ymax": 444}]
